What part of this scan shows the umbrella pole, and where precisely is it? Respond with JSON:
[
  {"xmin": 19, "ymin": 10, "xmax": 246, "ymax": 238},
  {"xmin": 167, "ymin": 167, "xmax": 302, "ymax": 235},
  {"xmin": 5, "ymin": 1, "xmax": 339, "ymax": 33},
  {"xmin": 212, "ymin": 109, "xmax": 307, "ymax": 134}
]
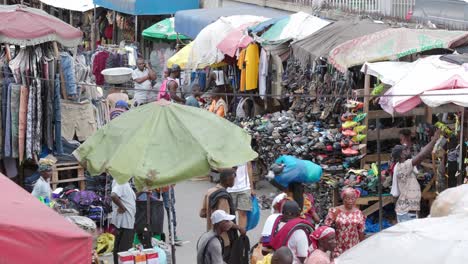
[
  {"xmin": 166, "ymin": 187, "xmax": 176, "ymax": 264},
  {"xmin": 377, "ymin": 118, "xmax": 383, "ymax": 231}
]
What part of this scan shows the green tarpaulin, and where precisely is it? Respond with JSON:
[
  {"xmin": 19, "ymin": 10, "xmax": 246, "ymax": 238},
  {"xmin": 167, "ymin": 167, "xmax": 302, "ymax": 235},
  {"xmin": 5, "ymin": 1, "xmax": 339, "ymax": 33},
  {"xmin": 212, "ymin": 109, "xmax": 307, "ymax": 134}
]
[{"xmin": 142, "ymin": 18, "xmax": 190, "ymax": 41}]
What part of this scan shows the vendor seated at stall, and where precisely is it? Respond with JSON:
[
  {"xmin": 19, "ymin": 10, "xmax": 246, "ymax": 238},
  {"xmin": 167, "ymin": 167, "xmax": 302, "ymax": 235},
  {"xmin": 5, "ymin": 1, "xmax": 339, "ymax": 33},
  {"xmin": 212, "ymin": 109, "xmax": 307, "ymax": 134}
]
[
  {"xmin": 132, "ymin": 58, "xmax": 156, "ymax": 107},
  {"xmin": 208, "ymin": 87, "xmax": 227, "ymax": 118},
  {"xmin": 31, "ymin": 158, "xmax": 55, "ymax": 200}
]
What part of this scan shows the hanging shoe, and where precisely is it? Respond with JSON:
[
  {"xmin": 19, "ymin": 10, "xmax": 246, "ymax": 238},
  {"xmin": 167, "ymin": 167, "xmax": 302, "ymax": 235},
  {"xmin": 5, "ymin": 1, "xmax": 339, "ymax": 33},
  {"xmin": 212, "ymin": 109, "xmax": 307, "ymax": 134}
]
[
  {"xmin": 353, "ymin": 113, "xmax": 367, "ymax": 123},
  {"xmin": 352, "ymin": 134, "xmax": 367, "ymax": 142},
  {"xmin": 342, "ymin": 121, "xmax": 358, "ymax": 129},
  {"xmin": 342, "ymin": 129, "xmax": 357, "ymax": 137},
  {"xmin": 342, "ymin": 147, "xmax": 359, "ymax": 156},
  {"xmin": 353, "ymin": 125, "xmax": 367, "ymax": 133}
]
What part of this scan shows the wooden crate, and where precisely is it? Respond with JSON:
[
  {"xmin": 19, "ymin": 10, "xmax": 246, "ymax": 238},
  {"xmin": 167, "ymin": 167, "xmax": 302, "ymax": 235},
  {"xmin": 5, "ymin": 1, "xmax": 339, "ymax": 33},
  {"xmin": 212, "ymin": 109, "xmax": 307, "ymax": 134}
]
[{"xmin": 51, "ymin": 161, "xmax": 86, "ymax": 190}]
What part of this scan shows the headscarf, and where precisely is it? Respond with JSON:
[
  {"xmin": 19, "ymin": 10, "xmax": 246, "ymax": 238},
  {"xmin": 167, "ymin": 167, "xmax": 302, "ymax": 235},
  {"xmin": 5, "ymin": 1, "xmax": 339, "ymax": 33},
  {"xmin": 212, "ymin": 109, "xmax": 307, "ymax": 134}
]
[
  {"xmin": 310, "ymin": 226, "xmax": 335, "ymax": 250},
  {"xmin": 38, "ymin": 158, "xmax": 55, "ymax": 172},
  {"xmin": 340, "ymin": 187, "xmax": 361, "ymax": 199}
]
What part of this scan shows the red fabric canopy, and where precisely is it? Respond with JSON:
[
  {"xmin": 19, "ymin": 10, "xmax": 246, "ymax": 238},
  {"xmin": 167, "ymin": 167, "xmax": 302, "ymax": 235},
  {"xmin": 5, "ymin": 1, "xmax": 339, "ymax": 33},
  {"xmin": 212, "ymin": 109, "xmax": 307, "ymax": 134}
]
[
  {"xmin": 0, "ymin": 174, "xmax": 92, "ymax": 263},
  {"xmin": 0, "ymin": 5, "xmax": 82, "ymax": 47}
]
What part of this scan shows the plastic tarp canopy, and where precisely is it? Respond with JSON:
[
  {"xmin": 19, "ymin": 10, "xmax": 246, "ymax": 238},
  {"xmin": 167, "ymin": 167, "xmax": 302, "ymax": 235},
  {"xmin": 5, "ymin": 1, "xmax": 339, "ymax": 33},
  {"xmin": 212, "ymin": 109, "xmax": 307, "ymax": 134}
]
[
  {"xmin": 186, "ymin": 15, "xmax": 268, "ymax": 70},
  {"xmin": 40, "ymin": 0, "xmax": 95, "ymax": 12},
  {"xmin": 142, "ymin": 18, "xmax": 190, "ymax": 41},
  {"xmin": 175, "ymin": 5, "xmax": 289, "ymax": 39},
  {"xmin": 367, "ymin": 55, "xmax": 468, "ymax": 114},
  {"xmin": 0, "ymin": 5, "xmax": 82, "ymax": 47},
  {"xmin": 257, "ymin": 12, "xmax": 330, "ymax": 45},
  {"xmin": 329, "ymin": 28, "xmax": 468, "ymax": 73},
  {"xmin": 421, "ymin": 88, "xmax": 468, "ymax": 108},
  {"xmin": 73, "ymin": 101, "xmax": 257, "ymax": 191},
  {"xmin": 0, "ymin": 174, "xmax": 92, "ymax": 263},
  {"xmin": 93, "ymin": 0, "xmax": 199, "ymax": 15},
  {"xmin": 292, "ymin": 19, "xmax": 389, "ymax": 67},
  {"xmin": 335, "ymin": 214, "xmax": 468, "ymax": 264}
]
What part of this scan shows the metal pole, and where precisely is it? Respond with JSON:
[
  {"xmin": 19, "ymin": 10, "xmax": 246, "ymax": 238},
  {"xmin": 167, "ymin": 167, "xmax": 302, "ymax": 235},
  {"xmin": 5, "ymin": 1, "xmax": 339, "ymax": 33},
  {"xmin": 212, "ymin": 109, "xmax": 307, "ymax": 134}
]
[
  {"xmin": 69, "ymin": 10, "xmax": 73, "ymax": 25},
  {"xmin": 166, "ymin": 187, "xmax": 176, "ymax": 264},
  {"xmin": 459, "ymin": 109, "xmax": 465, "ymax": 185},
  {"xmin": 92, "ymin": 4, "xmax": 96, "ymax": 51},
  {"xmin": 135, "ymin": 15, "xmax": 138, "ymax": 43},
  {"xmin": 377, "ymin": 118, "xmax": 383, "ymax": 231}
]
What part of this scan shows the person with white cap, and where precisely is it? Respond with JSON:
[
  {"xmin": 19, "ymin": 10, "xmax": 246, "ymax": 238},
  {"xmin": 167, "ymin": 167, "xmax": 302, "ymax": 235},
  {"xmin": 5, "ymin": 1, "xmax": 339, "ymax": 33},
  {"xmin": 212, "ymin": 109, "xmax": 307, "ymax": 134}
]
[{"xmin": 197, "ymin": 210, "xmax": 236, "ymax": 264}]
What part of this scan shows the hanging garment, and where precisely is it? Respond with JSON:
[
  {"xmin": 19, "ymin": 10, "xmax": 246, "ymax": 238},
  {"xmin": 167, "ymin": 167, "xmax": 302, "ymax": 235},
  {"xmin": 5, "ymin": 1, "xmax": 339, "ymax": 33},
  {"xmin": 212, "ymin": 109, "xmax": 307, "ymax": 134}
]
[
  {"xmin": 271, "ymin": 55, "xmax": 284, "ymax": 97},
  {"xmin": 10, "ymin": 84, "xmax": 21, "ymax": 158},
  {"xmin": 237, "ymin": 49, "xmax": 247, "ymax": 91},
  {"xmin": 92, "ymin": 51, "xmax": 110, "ymax": 85},
  {"xmin": 33, "ymin": 79, "xmax": 42, "ymax": 156},
  {"xmin": 258, "ymin": 48, "xmax": 268, "ymax": 99},
  {"xmin": 54, "ymin": 74, "xmax": 63, "ymax": 154},
  {"xmin": 26, "ymin": 82, "xmax": 36, "ymax": 160},
  {"xmin": 18, "ymin": 86, "xmax": 28, "ymax": 162},
  {"xmin": 245, "ymin": 44, "xmax": 259, "ymax": 91},
  {"xmin": 61, "ymin": 100, "xmax": 97, "ymax": 141},
  {"xmin": 4, "ymin": 83, "xmax": 12, "ymax": 157},
  {"xmin": 60, "ymin": 52, "xmax": 78, "ymax": 97}
]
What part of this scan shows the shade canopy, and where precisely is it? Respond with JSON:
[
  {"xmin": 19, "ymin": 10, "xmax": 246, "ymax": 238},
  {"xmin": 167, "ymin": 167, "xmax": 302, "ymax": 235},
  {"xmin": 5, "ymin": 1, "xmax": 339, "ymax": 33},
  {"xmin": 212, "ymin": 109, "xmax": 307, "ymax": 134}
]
[
  {"xmin": 40, "ymin": 0, "xmax": 95, "ymax": 12},
  {"xmin": 0, "ymin": 174, "xmax": 92, "ymax": 263},
  {"xmin": 329, "ymin": 28, "xmax": 468, "ymax": 72},
  {"xmin": 258, "ymin": 12, "xmax": 330, "ymax": 45},
  {"xmin": 366, "ymin": 56, "xmax": 468, "ymax": 114},
  {"xmin": 74, "ymin": 100, "xmax": 257, "ymax": 191},
  {"xmin": 336, "ymin": 214, "xmax": 468, "ymax": 264},
  {"xmin": 0, "ymin": 5, "xmax": 82, "ymax": 47},
  {"xmin": 93, "ymin": 0, "xmax": 199, "ymax": 15},
  {"xmin": 292, "ymin": 19, "xmax": 389, "ymax": 67},
  {"xmin": 175, "ymin": 5, "xmax": 289, "ymax": 39},
  {"xmin": 142, "ymin": 18, "xmax": 190, "ymax": 41},
  {"xmin": 186, "ymin": 15, "xmax": 268, "ymax": 70}
]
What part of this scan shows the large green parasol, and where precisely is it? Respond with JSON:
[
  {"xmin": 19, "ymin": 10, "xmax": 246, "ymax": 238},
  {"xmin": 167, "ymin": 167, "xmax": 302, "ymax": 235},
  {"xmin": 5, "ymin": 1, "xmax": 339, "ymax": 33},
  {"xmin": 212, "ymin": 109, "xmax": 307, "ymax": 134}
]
[
  {"xmin": 73, "ymin": 100, "xmax": 257, "ymax": 191},
  {"xmin": 142, "ymin": 17, "xmax": 190, "ymax": 41}
]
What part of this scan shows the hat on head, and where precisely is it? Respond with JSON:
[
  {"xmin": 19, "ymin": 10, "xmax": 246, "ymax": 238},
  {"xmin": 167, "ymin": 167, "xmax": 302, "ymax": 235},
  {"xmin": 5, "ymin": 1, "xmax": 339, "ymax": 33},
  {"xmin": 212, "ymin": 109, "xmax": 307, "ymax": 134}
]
[
  {"xmin": 115, "ymin": 100, "xmax": 129, "ymax": 109},
  {"xmin": 211, "ymin": 210, "xmax": 235, "ymax": 224}
]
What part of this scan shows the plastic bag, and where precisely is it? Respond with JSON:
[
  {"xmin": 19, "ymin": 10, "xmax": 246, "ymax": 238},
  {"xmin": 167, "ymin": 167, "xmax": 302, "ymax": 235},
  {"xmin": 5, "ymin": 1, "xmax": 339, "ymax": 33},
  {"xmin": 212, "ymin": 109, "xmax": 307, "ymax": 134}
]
[
  {"xmin": 273, "ymin": 155, "xmax": 322, "ymax": 188},
  {"xmin": 246, "ymin": 196, "xmax": 260, "ymax": 231}
]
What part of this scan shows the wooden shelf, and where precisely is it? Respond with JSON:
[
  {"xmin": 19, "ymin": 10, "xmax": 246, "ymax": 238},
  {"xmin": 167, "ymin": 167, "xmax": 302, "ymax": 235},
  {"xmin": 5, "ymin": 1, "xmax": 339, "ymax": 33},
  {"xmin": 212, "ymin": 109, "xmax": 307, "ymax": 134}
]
[
  {"xmin": 367, "ymin": 126, "xmax": 416, "ymax": 141},
  {"xmin": 362, "ymin": 153, "xmax": 392, "ymax": 163},
  {"xmin": 368, "ymin": 108, "xmax": 426, "ymax": 119}
]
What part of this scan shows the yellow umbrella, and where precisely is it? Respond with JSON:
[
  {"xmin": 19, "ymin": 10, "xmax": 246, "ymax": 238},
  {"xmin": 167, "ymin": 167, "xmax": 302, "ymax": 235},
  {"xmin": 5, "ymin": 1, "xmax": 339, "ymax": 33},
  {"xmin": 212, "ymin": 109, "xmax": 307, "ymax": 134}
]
[{"xmin": 167, "ymin": 42, "xmax": 226, "ymax": 70}]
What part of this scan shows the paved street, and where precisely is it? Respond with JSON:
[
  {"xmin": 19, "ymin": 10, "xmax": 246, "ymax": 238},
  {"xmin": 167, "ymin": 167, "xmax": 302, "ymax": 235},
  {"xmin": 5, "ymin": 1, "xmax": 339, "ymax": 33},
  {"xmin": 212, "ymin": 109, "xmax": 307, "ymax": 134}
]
[{"xmin": 174, "ymin": 179, "xmax": 275, "ymax": 263}]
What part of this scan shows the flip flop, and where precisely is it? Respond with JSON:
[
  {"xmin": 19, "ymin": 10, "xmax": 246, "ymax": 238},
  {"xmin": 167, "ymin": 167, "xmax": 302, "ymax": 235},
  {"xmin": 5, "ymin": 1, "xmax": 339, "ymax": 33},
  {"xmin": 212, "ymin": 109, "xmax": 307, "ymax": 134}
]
[
  {"xmin": 353, "ymin": 125, "xmax": 367, "ymax": 133},
  {"xmin": 342, "ymin": 129, "xmax": 357, "ymax": 137},
  {"xmin": 352, "ymin": 134, "xmax": 367, "ymax": 142},
  {"xmin": 353, "ymin": 113, "xmax": 367, "ymax": 123},
  {"xmin": 342, "ymin": 121, "xmax": 358, "ymax": 129}
]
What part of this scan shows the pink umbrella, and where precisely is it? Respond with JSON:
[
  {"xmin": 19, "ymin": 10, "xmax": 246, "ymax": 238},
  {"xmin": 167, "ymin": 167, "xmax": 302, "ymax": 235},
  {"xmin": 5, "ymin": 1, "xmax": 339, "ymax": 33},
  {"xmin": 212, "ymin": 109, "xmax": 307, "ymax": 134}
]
[
  {"xmin": 0, "ymin": 5, "xmax": 82, "ymax": 47},
  {"xmin": 217, "ymin": 22, "xmax": 257, "ymax": 58}
]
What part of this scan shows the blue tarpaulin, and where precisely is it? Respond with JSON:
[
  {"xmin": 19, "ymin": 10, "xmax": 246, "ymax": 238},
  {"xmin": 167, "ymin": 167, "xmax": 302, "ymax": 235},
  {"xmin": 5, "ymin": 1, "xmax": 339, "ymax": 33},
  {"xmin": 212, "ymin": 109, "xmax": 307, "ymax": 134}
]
[
  {"xmin": 175, "ymin": 5, "xmax": 289, "ymax": 39},
  {"xmin": 93, "ymin": 0, "xmax": 199, "ymax": 15}
]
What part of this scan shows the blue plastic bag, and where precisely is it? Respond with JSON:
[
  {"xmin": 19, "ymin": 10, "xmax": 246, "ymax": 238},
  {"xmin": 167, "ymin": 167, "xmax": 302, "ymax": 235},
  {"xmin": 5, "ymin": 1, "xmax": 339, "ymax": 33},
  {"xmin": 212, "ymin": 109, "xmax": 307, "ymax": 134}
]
[
  {"xmin": 246, "ymin": 196, "xmax": 260, "ymax": 231},
  {"xmin": 274, "ymin": 155, "xmax": 322, "ymax": 188}
]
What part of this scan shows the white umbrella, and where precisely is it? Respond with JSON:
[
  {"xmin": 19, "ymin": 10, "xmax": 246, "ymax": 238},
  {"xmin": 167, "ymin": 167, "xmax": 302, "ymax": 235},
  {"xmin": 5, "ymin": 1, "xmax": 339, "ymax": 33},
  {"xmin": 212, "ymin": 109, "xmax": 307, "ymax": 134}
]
[{"xmin": 335, "ymin": 214, "xmax": 468, "ymax": 264}]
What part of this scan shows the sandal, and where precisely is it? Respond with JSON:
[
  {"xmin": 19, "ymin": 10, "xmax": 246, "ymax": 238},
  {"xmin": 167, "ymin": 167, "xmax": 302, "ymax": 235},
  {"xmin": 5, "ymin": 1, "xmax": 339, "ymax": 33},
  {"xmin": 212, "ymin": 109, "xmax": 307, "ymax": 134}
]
[
  {"xmin": 342, "ymin": 129, "xmax": 357, "ymax": 137},
  {"xmin": 353, "ymin": 125, "xmax": 367, "ymax": 133},
  {"xmin": 342, "ymin": 121, "xmax": 358, "ymax": 129},
  {"xmin": 353, "ymin": 113, "xmax": 367, "ymax": 123}
]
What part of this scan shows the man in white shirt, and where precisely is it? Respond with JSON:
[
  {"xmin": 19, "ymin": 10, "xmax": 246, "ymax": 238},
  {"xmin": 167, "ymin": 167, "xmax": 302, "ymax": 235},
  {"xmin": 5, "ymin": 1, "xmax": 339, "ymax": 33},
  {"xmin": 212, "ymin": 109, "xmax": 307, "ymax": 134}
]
[
  {"xmin": 132, "ymin": 58, "xmax": 156, "ymax": 106},
  {"xmin": 111, "ymin": 180, "xmax": 136, "ymax": 264},
  {"xmin": 227, "ymin": 162, "xmax": 255, "ymax": 229},
  {"xmin": 31, "ymin": 163, "xmax": 53, "ymax": 200}
]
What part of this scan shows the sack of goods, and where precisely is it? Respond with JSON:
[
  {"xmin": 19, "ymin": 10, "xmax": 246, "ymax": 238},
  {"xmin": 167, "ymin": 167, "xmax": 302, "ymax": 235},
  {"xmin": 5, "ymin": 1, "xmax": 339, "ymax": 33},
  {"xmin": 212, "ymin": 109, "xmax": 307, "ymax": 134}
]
[{"xmin": 268, "ymin": 155, "xmax": 322, "ymax": 188}]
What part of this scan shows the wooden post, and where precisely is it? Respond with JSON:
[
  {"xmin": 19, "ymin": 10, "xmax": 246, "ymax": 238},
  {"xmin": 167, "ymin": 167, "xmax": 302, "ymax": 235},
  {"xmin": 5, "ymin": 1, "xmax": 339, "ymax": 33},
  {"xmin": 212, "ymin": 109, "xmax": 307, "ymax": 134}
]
[
  {"xmin": 361, "ymin": 67, "xmax": 371, "ymax": 168},
  {"xmin": 425, "ymin": 106, "xmax": 433, "ymax": 124},
  {"xmin": 135, "ymin": 15, "xmax": 138, "ymax": 43},
  {"xmin": 112, "ymin": 11, "xmax": 117, "ymax": 44},
  {"xmin": 69, "ymin": 10, "xmax": 73, "ymax": 25},
  {"xmin": 91, "ymin": 5, "xmax": 96, "ymax": 51},
  {"xmin": 53, "ymin": 42, "xmax": 68, "ymax": 99}
]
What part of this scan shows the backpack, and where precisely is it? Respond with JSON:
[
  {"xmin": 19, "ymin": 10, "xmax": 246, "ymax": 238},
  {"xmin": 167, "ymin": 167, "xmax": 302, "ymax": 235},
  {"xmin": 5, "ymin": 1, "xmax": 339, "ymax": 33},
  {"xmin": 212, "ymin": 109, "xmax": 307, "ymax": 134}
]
[
  {"xmin": 228, "ymin": 235, "xmax": 250, "ymax": 264},
  {"xmin": 264, "ymin": 215, "xmax": 314, "ymax": 250}
]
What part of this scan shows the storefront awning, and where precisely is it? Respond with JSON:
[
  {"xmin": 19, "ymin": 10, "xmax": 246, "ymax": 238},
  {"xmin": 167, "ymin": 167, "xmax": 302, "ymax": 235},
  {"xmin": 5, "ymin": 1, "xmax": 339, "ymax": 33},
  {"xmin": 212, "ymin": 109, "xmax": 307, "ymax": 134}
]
[
  {"xmin": 93, "ymin": 0, "xmax": 199, "ymax": 15},
  {"xmin": 175, "ymin": 5, "xmax": 289, "ymax": 39},
  {"xmin": 40, "ymin": 0, "xmax": 95, "ymax": 12}
]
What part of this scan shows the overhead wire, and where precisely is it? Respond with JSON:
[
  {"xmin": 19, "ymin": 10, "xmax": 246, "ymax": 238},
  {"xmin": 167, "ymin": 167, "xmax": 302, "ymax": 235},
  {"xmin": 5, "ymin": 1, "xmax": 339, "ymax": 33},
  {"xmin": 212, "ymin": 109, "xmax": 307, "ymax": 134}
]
[{"xmin": 2, "ymin": 69, "xmax": 468, "ymax": 99}]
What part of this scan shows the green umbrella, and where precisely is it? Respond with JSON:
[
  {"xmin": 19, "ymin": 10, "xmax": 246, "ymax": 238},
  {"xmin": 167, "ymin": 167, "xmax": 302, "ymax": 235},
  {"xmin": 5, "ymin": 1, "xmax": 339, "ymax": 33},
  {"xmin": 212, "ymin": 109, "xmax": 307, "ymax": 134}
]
[
  {"xmin": 142, "ymin": 17, "xmax": 190, "ymax": 41},
  {"xmin": 73, "ymin": 100, "xmax": 257, "ymax": 191}
]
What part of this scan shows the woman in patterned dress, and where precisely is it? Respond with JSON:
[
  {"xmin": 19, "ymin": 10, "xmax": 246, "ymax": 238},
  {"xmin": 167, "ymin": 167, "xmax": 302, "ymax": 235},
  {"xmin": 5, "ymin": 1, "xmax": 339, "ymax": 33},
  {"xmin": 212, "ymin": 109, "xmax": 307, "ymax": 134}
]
[{"xmin": 324, "ymin": 188, "xmax": 366, "ymax": 258}]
